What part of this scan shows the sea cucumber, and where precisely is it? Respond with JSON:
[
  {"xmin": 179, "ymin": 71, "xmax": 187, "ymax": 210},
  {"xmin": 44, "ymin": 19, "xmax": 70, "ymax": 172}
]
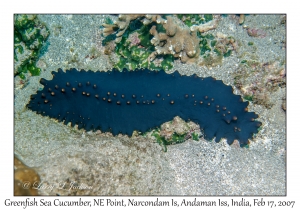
[{"xmin": 27, "ymin": 68, "xmax": 261, "ymax": 146}]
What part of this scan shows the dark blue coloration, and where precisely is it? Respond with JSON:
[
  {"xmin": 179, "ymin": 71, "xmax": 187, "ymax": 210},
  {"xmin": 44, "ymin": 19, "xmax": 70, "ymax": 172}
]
[{"xmin": 27, "ymin": 68, "xmax": 261, "ymax": 146}]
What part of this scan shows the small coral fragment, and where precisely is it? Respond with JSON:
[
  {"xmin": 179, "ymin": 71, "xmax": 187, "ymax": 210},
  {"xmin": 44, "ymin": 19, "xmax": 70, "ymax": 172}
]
[
  {"xmin": 281, "ymin": 97, "xmax": 286, "ymax": 111},
  {"xmin": 150, "ymin": 116, "xmax": 202, "ymax": 151},
  {"xmin": 159, "ymin": 116, "xmax": 202, "ymax": 142},
  {"xmin": 190, "ymin": 17, "xmax": 219, "ymax": 33},
  {"xmin": 247, "ymin": 28, "xmax": 267, "ymax": 38},
  {"xmin": 160, "ymin": 116, "xmax": 190, "ymax": 140},
  {"xmin": 239, "ymin": 14, "xmax": 245, "ymax": 25}
]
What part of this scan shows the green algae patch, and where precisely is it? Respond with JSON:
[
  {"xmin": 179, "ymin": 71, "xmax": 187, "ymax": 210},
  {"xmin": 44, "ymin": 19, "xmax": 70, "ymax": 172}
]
[
  {"xmin": 104, "ymin": 21, "xmax": 174, "ymax": 71},
  {"xmin": 151, "ymin": 131, "xmax": 187, "ymax": 152},
  {"xmin": 176, "ymin": 14, "xmax": 214, "ymax": 27},
  {"xmin": 243, "ymin": 95, "xmax": 253, "ymax": 101},
  {"xmin": 14, "ymin": 14, "xmax": 49, "ymax": 79},
  {"xmin": 192, "ymin": 132, "xmax": 199, "ymax": 141}
]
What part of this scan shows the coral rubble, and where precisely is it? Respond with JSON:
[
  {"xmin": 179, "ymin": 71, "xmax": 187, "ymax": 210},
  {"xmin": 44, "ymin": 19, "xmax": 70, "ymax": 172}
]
[
  {"xmin": 247, "ymin": 28, "xmax": 267, "ymax": 38},
  {"xmin": 281, "ymin": 97, "xmax": 286, "ymax": 111},
  {"xmin": 234, "ymin": 60, "xmax": 286, "ymax": 108}
]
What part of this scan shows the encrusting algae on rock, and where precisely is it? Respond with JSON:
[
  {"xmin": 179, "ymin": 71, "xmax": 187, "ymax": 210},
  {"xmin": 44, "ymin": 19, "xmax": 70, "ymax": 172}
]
[
  {"xmin": 101, "ymin": 14, "xmax": 235, "ymax": 70},
  {"xmin": 14, "ymin": 14, "xmax": 50, "ymax": 79},
  {"xmin": 233, "ymin": 60, "xmax": 286, "ymax": 108},
  {"xmin": 150, "ymin": 116, "xmax": 203, "ymax": 151}
]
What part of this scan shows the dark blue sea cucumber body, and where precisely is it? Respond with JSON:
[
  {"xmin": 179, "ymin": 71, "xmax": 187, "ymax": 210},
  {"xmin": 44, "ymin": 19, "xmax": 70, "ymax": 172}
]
[{"xmin": 27, "ymin": 68, "xmax": 261, "ymax": 146}]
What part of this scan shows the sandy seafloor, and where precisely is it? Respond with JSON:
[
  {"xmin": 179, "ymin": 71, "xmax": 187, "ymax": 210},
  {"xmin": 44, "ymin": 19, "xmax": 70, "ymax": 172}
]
[{"xmin": 14, "ymin": 14, "xmax": 286, "ymax": 195}]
